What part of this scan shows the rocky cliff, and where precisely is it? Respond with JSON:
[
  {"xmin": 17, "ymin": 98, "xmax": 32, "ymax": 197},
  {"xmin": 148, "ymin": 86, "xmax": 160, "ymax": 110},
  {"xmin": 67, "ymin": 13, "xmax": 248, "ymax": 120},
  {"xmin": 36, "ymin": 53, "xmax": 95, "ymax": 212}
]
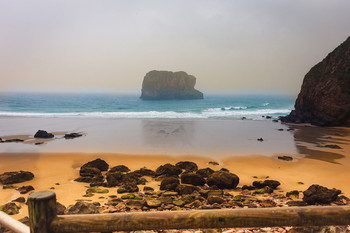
[
  {"xmin": 281, "ymin": 37, "xmax": 350, "ymax": 126},
  {"xmin": 140, "ymin": 70, "xmax": 204, "ymax": 100}
]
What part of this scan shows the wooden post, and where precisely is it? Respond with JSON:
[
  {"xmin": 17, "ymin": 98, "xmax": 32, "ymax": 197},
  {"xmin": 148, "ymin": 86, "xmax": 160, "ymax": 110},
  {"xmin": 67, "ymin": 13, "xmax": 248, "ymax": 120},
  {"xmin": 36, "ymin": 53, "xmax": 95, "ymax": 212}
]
[{"xmin": 28, "ymin": 191, "xmax": 57, "ymax": 233}]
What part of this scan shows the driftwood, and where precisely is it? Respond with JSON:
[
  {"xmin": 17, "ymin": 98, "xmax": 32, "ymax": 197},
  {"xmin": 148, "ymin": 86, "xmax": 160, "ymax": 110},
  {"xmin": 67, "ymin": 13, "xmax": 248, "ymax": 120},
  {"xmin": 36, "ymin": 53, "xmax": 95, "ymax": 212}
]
[{"xmin": 25, "ymin": 191, "xmax": 350, "ymax": 233}]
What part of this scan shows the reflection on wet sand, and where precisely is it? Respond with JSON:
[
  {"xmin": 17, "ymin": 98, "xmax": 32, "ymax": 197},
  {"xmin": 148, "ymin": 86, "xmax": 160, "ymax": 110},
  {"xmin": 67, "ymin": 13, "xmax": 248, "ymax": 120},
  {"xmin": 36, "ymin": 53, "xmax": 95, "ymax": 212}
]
[{"xmin": 291, "ymin": 124, "xmax": 350, "ymax": 163}]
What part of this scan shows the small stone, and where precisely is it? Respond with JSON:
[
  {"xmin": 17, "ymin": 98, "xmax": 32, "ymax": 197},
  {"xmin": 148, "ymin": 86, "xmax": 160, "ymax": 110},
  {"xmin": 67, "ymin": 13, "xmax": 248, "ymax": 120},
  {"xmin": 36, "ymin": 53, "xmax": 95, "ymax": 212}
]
[
  {"xmin": 86, "ymin": 188, "xmax": 109, "ymax": 194},
  {"xmin": 277, "ymin": 156, "xmax": 293, "ymax": 161},
  {"xmin": 286, "ymin": 190, "xmax": 299, "ymax": 199},
  {"xmin": 146, "ymin": 199, "xmax": 162, "ymax": 208},
  {"xmin": 173, "ymin": 199, "xmax": 185, "ymax": 207},
  {"xmin": 12, "ymin": 197, "xmax": 26, "ymax": 203},
  {"xmin": 16, "ymin": 185, "xmax": 34, "ymax": 194},
  {"xmin": 0, "ymin": 202, "xmax": 21, "ymax": 215}
]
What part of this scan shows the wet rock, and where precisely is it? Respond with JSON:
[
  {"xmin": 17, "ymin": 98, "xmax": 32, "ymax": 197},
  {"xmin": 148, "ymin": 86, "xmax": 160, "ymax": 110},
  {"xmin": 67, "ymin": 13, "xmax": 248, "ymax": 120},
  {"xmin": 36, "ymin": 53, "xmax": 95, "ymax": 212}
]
[
  {"xmin": 219, "ymin": 168, "xmax": 230, "ymax": 172},
  {"xmin": 109, "ymin": 165, "xmax": 130, "ymax": 173},
  {"xmin": 74, "ymin": 177, "xmax": 92, "ymax": 183},
  {"xmin": 65, "ymin": 201, "xmax": 99, "ymax": 214},
  {"xmin": 12, "ymin": 197, "xmax": 25, "ymax": 203},
  {"xmin": 208, "ymin": 161, "xmax": 219, "ymax": 165},
  {"xmin": 176, "ymin": 184, "xmax": 200, "ymax": 195},
  {"xmin": 287, "ymin": 200, "xmax": 308, "ymax": 207},
  {"xmin": 207, "ymin": 171, "xmax": 239, "ymax": 189},
  {"xmin": 181, "ymin": 173, "xmax": 205, "ymax": 186},
  {"xmin": 160, "ymin": 177, "xmax": 180, "ymax": 191},
  {"xmin": 253, "ymin": 186, "xmax": 274, "ymax": 194},
  {"xmin": 133, "ymin": 168, "xmax": 156, "ymax": 177},
  {"xmin": 3, "ymin": 139, "xmax": 24, "ymax": 143},
  {"xmin": 257, "ymin": 138, "xmax": 264, "ymax": 142},
  {"xmin": 126, "ymin": 199, "xmax": 145, "ymax": 209},
  {"xmin": 2, "ymin": 184, "xmax": 16, "ymax": 189},
  {"xmin": 207, "ymin": 196, "xmax": 224, "ymax": 205},
  {"xmin": 86, "ymin": 187, "xmax": 109, "ymax": 194},
  {"xmin": 155, "ymin": 164, "xmax": 182, "ymax": 177},
  {"xmin": 143, "ymin": 186, "xmax": 154, "ymax": 192},
  {"xmin": 146, "ymin": 199, "xmax": 162, "ymax": 208},
  {"xmin": 175, "ymin": 161, "xmax": 198, "ymax": 172},
  {"xmin": 117, "ymin": 183, "xmax": 139, "ymax": 193},
  {"xmin": 56, "ymin": 202, "xmax": 66, "ymax": 215},
  {"xmin": 242, "ymin": 185, "xmax": 255, "ymax": 191},
  {"xmin": 253, "ymin": 180, "xmax": 280, "ymax": 189},
  {"xmin": 286, "ymin": 190, "xmax": 300, "ymax": 199},
  {"xmin": 303, "ymin": 184, "xmax": 341, "ymax": 205},
  {"xmin": 81, "ymin": 158, "xmax": 109, "ymax": 171},
  {"xmin": 0, "ymin": 202, "xmax": 21, "ymax": 215},
  {"xmin": 196, "ymin": 168, "xmax": 214, "ymax": 178},
  {"xmin": 80, "ymin": 167, "xmax": 102, "ymax": 177},
  {"xmin": 121, "ymin": 193, "xmax": 136, "ymax": 199},
  {"xmin": 34, "ymin": 130, "xmax": 54, "ymax": 138},
  {"xmin": 16, "ymin": 185, "xmax": 34, "ymax": 194},
  {"xmin": 277, "ymin": 156, "xmax": 293, "ymax": 161},
  {"xmin": 0, "ymin": 171, "xmax": 34, "ymax": 185},
  {"xmin": 173, "ymin": 200, "xmax": 185, "ymax": 207},
  {"xmin": 324, "ymin": 144, "xmax": 342, "ymax": 149},
  {"xmin": 64, "ymin": 133, "xmax": 82, "ymax": 139},
  {"xmin": 159, "ymin": 196, "xmax": 173, "ymax": 205},
  {"xmin": 106, "ymin": 171, "xmax": 123, "ymax": 187}
]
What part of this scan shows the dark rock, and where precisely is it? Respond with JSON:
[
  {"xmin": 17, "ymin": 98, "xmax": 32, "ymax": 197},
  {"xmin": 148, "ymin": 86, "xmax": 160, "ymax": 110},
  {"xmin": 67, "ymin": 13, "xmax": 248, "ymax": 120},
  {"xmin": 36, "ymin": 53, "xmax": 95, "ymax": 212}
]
[
  {"xmin": 117, "ymin": 183, "xmax": 139, "ymax": 193},
  {"xmin": 257, "ymin": 138, "xmax": 264, "ymax": 142},
  {"xmin": 260, "ymin": 200, "xmax": 277, "ymax": 208},
  {"xmin": 160, "ymin": 177, "xmax": 180, "ymax": 191},
  {"xmin": 106, "ymin": 171, "xmax": 123, "ymax": 187},
  {"xmin": 253, "ymin": 186, "xmax": 274, "ymax": 194},
  {"xmin": 324, "ymin": 144, "xmax": 342, "ymax": 149},
  {"xmin": 3, "ymin": 139, "xmax": 24, "ymax": 142},
  {"xmin": 207, "ymin": 171, "xmax": 239, "ymax": 189},
  {"xmin": 303, "ymin": 184, "xmax": 341, "ymax": 204},
  {"xmin": 181, "ymin": 173, "xmax": 205, "ymax": 186},
  {"xmin": 0, "ymin": 202, "xmax": 21, "ymax": 215},
  {"xmin": 12, "ymin": 197, "xmax": 25, "ymax": 203},
  {"xmin": 140, "ymin": 70, "xmax": 204, "ymax": 100},
  {"xmin": 146, "ymin": 198, "xmax": 162, "ymax": 208},
  {"xmin": 196, "ymin": 168, "xmax": 214, "ymax": 178},
  {"xmin": 0, "ymin": 171, "xmax": 34, "ymax": 185},
  {"xmin": 286, "ymin": 190, "xmax": 300, "ymax": 199},
  {"xmin": 56, "ymin": 202, "xmax": 66, "ymax": 215},
  {"xmin": 266, "ymin": 116, "xmax": 272, "ymax": 119},
  {"xmin": 253, "ymin": 180, "xmax": 280, "ymax": 189},
  {"xmin": 80, "ymin": 167, "xmax": 101, "ymax": 177},
  {"xmin": 125, "ymin": 199, "xmax": 145, "ymax": 209},
  {"xmin": 132, "ymin": 168, "xmax": 156, "ymax": 177},
  {"xmin": 207, "ymin": 196, "xmax": 224, "ymax": 205},
  {"xmin": 175, "ymin": 184, "xmax": 200, "ymax": 195},
  {"xmin": 175, "ymin": 161, "xmax": 198, "ymax": 172},
  {"xmin": 159, "ymin": 196, "xmax": 173, "ymax": 205},
  {"xmin": 16, "ymin": 185, "xmax": 34, "ymax": 194},
  {"xmin": 281, "ymin": 37, "xmax": 350, "ymax": 126},
  {"xmin": 109, "ymin": 165, "xmax": 130, "ymax": 173},
  {"xmin": 81, "ymin": 158, "xmax": 109, "ymax": 171},
  {"xmin": 155, "ymin": 163, "xmax": 182, "ymax": 177},
  {"xmin": 277, "ymin": 156, "xmax": 293, "ymax": 161},
  {"xmin": 64, "ymin": 133, "xmax": 82, "ymax": 139},
  {"xmin": 208, "ymin": 161, "xmax": 219, "ymax": 165},
  {"xmin": 143, "ymin": 186, "xmax": 154, "ymax": 192},
  {"xmin": 34, "ymin": 130, "xmax": 54, "ymax": 138},
  {"xmin": 242, "ymin": 185, "xmax": 255, "ymax": 191},
  {"xmin": 286, "ymin": 200, "xmax": 308, "ymax": 207},
  {"xmin": 2, "ymin": 184, "xmax": 16, "ymax": 189},
  {"xmin": 65, "ymin": 201, "xmax": 99, "ymax": 214},
  {"xmin": 74, "ymin": 177, "xmax": 92, "ymax": 183},
  {"xmin": 219, "ymin": 168, "xmax": 230, "ymax": 172}
]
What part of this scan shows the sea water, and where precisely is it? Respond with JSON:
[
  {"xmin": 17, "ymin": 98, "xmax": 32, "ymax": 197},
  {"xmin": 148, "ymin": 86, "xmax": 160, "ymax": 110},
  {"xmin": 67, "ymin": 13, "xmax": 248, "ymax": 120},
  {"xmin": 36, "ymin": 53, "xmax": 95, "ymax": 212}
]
[{"xmin": 0, "ymin": 93, "xmax": 294, "ymax": 120}]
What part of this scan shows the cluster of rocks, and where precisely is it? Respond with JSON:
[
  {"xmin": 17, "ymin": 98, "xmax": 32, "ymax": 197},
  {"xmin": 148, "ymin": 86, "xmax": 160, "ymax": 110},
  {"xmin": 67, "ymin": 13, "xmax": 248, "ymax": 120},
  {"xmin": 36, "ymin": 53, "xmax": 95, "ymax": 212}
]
[{"xmin": 34, "ymin": 130, "xmax": 83, "ymax": 139}]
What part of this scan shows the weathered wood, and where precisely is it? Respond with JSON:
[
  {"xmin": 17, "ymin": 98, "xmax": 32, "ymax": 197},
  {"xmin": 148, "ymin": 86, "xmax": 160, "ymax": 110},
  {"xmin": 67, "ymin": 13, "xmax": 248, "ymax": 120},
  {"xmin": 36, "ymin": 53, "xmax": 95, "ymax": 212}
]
[
  {"xmin": 0, "ymin": 211, "xmax": 30, "ymax": 233},
  {"xmin": 50, "ymin": 206, "xmax": 350, "ymax": 232},
  {"xmin": 28, "ymin": 191, "xmax": 57, "ymax": 233}
]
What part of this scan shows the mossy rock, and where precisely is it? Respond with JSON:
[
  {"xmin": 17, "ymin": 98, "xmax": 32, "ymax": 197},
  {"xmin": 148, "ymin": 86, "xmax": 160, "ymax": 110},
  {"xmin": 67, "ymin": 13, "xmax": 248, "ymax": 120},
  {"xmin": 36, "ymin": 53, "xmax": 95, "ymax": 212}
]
[
  {"xmin": 182, "ymin": 195, "xmax": 194, "ymax": 204},
  {"xmin": 86, "ymin": 188, "xmax": 109, "ymax": 194},
  {"xmin": 146, "ymin": 198, "xmax": 162, "ymax": 208},
  {"xmin": 134, "ymin": 195, "xmax": 143, "ymax": 200},
  {"xmin": 3, "ymin": 184, "xmax": 16, "ymax": 189},
  {"xmin": 233, "ymin": 195, "xmax": 242, "ymax": 201},
  {"xmin": 171, "ymin": 206, "xmax": 182, "ymax": 211},
  {"xmin": 0, "ymin": 202, "xmax": 21, "ymax": 215},
  {"xmin": 254, "ymin": 186, "xmax": 273, "ymax": 194},
  {"xmin": 242, "ymin": 200, "xmax": 250, "ymax": 205},
  {"xmin": 173, "ymin": 199, "xmax": 185, "ymax": 207},
  {"xmin": 286, "ymin": 190, "xmax": 300, "ymax": 199},
  {"xmin": 82, "ymin": 193, "xmax": 94, "ymax": 197},
  {"xmin": 121, "ymin": 193, "xmax": 136, "ymax": 199}
]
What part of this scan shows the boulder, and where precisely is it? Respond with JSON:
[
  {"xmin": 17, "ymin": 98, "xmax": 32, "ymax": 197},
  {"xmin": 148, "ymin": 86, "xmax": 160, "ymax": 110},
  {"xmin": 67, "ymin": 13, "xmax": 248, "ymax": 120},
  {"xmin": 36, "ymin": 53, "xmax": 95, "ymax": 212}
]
[
  {"xmin": 81, "ymin": 158, "xmax": 109, "ymax": 171},
  {"xmin": 160, "ymin": 177, "xmax": 180, "ymax": 191},
  {"xmin": 196, "ymin": 168, "xmax": 214, "ymax": 178},
  {"xmin": 132, "ymin": 168, "xmax": 156, "ymax": 177},
  {"xmin": 175, "ymin": 184, "xmax": 200, "ymax": 195},
  {"xmin": 0, "ymin": 202, "xmax": 21, "ymax": 215},
  {"xmin": 0, "ymin": 171, "xmax": 34, "ymax": 184},
  {"xmin": 106, "ymin": 171, "xmax": 123, "ymax": 187},
  {"xmin": 80, "ymin": 167, "xmax": 101, "ymax": 177},
  {"xmin": 281, "ymin": 37, "xmax": 350, "ymax": 126},
  {"xmin": 207, "ymin": 171, "xmax": 239, "ymax": 189},
  {"xmin": 34, "ymin": 130, "xmax": 54, "ymax": 138},
  {"xmin": 65, "ymin": 201, "xmax": 99, "ymax": 214},
  {"xmin": 155, "ymin": 163, "xmax": 182, "ymax": 177},
  {"xmin": 12, "ymin": 197, "xmax": 26, "ymax": 203},
  {"xmin": 16, "ymin": 185, "xmax": 34, "ymax": 194},
  {"xmin": 109, "ymin": 165, "xmax": 130, "ymax": 173},
  {"xmin": 146, "ymin": 199, "xmax": 162, "ymax": 208},
  {"xmin": 303, "ymin": 184, "xmax": 341, "ymax": 204},
  {"xmin": 140, "ymin": 70, "xmax": 204, "ymax": 100},
  {"xmin": 253, "ymin": 180, "xmax": 280, "ymax": 190},
  {"xmin": 117, "ymin": 183, "xmax": 139, "ymax": 193},
  {"xmin": 180, "ymin": 173, "xmax": 205, "ymax": 186},
  {"xmin": 56, "ymin": 202, "xmax": 66, "ymax": 215},
  {"xmin": 175, "ymin": 161, "xmax": 198, "ymax": 172}
]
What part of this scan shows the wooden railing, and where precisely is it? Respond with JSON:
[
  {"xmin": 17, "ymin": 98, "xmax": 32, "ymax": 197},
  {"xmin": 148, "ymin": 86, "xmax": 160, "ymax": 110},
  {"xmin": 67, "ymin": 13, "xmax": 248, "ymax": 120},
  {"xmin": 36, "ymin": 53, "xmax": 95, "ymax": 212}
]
[{"xmin": 3, "ymin": 191, "xmax": 350, "ymax": 233}]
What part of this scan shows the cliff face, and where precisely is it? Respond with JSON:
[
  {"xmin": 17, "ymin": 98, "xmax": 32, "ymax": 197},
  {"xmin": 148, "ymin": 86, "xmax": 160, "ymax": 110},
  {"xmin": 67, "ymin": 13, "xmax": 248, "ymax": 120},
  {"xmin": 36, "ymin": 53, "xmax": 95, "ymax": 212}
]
[
  {"xmin": 140, "ymin": 70, "xmax": 204, "ymax": 100},
  {"xmin": 282, "ymin": 37, "xmax": 350, "ymax": 126}
]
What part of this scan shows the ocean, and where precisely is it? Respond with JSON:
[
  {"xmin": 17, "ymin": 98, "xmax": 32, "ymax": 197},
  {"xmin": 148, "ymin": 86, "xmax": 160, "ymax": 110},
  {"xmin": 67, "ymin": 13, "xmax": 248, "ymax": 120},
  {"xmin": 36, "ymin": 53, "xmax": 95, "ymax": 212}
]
[{"xmin": 0, "ymin": 93, "xmax": 294, "ymax": 120}]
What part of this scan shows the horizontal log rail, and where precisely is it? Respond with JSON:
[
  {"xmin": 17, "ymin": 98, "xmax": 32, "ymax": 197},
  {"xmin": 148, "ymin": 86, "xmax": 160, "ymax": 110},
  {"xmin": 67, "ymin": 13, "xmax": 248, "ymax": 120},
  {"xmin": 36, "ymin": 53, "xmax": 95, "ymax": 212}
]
[
  {"xmin": 0, "ymin": 211, "xmax": 30, "ymax": 233},
  {"xmin": 27, "ymin": 191, "xmax": 350, "ymax": 233}
]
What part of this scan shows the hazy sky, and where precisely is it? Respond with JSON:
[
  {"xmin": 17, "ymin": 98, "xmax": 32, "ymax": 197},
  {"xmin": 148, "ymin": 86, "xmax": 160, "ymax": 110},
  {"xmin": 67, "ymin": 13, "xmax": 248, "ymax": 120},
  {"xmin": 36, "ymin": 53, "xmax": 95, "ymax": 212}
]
[{"xmin": 1, "ymin": 1, "xmax": 349, "ymax": 95}]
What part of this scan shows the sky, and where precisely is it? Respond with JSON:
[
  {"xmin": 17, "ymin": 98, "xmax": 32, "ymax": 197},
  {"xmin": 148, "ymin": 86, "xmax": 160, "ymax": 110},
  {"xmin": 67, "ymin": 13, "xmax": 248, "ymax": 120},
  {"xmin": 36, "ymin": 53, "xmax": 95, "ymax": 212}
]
[{"xmin": 0, "ymin": 1, "xmax": 349, "ymax": 95}]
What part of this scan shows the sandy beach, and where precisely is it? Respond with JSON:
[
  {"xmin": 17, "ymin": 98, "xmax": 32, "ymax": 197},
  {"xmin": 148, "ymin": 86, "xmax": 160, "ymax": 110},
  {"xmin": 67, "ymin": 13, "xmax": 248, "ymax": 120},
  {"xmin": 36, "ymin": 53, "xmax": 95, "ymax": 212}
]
[{"xmin": 1, "ymin": 118, "xmax": 350, "ymax": 221}]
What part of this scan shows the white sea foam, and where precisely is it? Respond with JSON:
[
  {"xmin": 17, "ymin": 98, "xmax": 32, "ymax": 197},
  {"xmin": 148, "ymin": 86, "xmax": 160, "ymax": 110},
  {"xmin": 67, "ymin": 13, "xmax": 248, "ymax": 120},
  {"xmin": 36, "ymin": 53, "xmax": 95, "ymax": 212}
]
[{"xmin": 0, "ymin": 108, "xmax": 292, "ymax": 119}]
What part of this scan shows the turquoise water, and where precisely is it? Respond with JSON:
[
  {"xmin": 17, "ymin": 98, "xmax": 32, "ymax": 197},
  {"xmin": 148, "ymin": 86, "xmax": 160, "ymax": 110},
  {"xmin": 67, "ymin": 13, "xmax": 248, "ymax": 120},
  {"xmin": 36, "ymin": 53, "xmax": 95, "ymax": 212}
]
[{"xmin": 0, "ymin": 93, "xmax": 294, "ymax": 120}]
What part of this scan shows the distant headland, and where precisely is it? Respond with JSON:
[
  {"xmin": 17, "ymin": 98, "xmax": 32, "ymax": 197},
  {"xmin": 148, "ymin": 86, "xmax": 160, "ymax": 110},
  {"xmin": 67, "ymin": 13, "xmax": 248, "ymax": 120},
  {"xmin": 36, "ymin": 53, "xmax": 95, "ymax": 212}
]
[{"xmin": 140, "ymin": 70, "xmax": 204, "ymax": 100}]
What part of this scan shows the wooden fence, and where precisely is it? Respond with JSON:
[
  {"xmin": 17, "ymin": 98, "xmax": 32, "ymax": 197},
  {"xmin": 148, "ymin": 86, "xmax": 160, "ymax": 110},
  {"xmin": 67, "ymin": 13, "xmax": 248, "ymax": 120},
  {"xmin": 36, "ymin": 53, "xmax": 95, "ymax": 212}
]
[{"xmin": 1, "ymin": 191, "xmax": 350, "ymax": 233}]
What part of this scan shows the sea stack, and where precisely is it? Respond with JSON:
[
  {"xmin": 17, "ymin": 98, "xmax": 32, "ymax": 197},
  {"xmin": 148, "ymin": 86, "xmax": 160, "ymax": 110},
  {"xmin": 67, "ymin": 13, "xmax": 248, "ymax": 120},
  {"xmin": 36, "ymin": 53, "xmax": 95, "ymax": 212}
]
[
  {"xmin": 281, "ymin": 36, "xmax": 350, "ymax": 126},
  {"xmin": 140, "ymin": 70, "xmax": 204, "ymax": 100}
]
